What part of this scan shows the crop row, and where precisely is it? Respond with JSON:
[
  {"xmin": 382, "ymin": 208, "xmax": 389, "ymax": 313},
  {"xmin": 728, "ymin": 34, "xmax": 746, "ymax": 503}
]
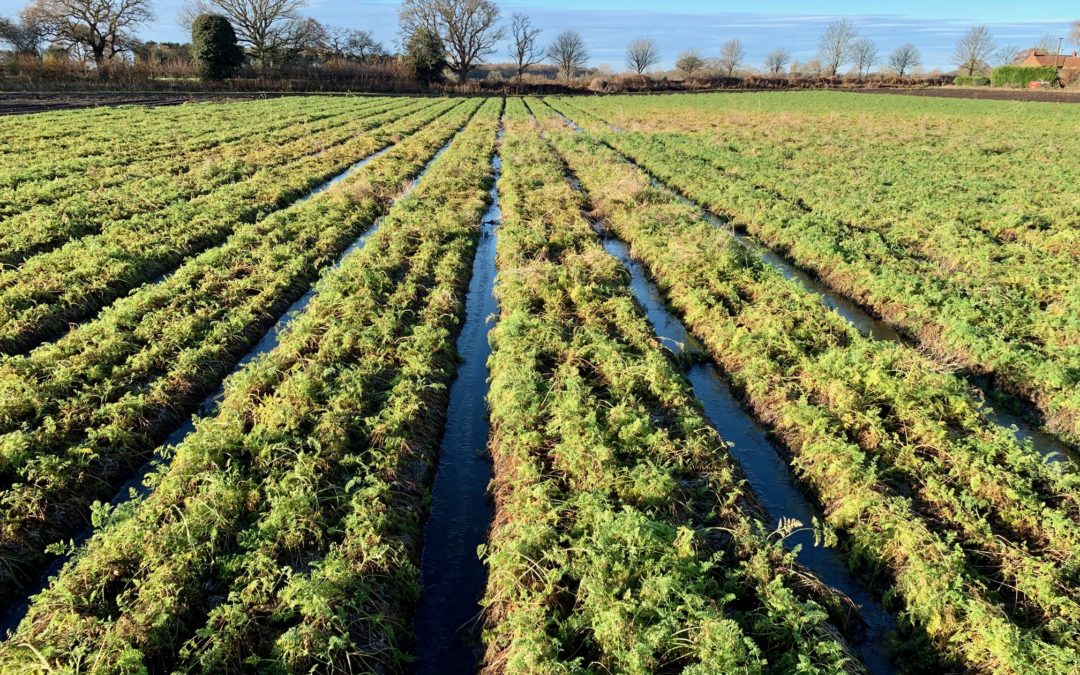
[
  {"xmin": 555, "ymin": 95, "xmax": 1080, "ymax": 447},
  {"xmin": 561, "ymin": 92, "xmax": 1079, "ymax": 255},
  {"xmin": 0, "ymin": 97, "xmax": 404, "ymax": 223},
  {"xmin": 479, "ymin": 98, "xmax": 861, "ymax": 674},
  {"xmin": 0, "ymin": 98, "xmax": 420, "ymax": 265},
  {"xmin": 532, "ymin": 97, "xmax": 1080, "ymax": 673},
  {"xmin": 0, "ymin": 98, "xmax": 482, "ymax": 610},
  {"xmin": 0, "ymin": 96, "xmax": 368, "ymax": 177},
  {"xmin": 0, "ymin": 97, "xmax": 458, "ymax": 355},
  {"xmin": 0, "ymin": 97, "xmax": 502, "ymax": 672}
]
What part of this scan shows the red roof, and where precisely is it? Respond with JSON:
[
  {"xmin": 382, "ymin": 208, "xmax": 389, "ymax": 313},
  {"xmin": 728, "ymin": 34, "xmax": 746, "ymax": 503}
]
[{"xmin": 1021, "ymin": 50, "xmax": 1080, "ymax": 70}]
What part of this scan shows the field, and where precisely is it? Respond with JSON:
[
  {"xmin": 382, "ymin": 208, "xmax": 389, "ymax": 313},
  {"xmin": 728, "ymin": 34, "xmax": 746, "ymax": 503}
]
[{"xmin": 0, "ymin": 91, "xmax": 1076, "ymax": 674}]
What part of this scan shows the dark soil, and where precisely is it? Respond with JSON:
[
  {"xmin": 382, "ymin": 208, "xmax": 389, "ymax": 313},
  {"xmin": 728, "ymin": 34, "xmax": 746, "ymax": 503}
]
[{"xmin": 856, "ymin": 86, "xmax": 1080, "ymax": 103}]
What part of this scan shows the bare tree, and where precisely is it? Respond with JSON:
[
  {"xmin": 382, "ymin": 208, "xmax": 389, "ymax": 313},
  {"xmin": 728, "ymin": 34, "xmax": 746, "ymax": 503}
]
[
  {"xmin": 953, "ymin": 25, "xmax": 995, "ymax": 76},
  {"xmin": 763, "ymin": 48, "xmax": 791, "ymax": 75},
  {"xmin": 400, "ymin": 0, "xmax": 503, "ymax": 84},
  {"xmin": 992, "ymin": 44, "xmax": 1022, "ymax": 67},
  {"xmin": 319, "ymin": 26, "xmax": 383, "ymax": 60},
  {"xmin": 626, "ymin": 37, "xmax": 659, "ymax": 74},
  {"xmin": 716, "ymin": 38, "xmax": 744, "ymax": 76},
  {"xmin": 675, "ymin": 48, "xmax": 704, "ymax": 81},
  {"xmin": 888, "ymin": 43, "xmax": 920, "ymax": 77},
  {"xmin": 547, "ymin": 29, "xmax": 587, "ymax": 80},
  {"xmin": 851, "ymin": 38, "xmax": 878, "ymax": 77},
  {"xmin": 1072, "ymin": 20, "xmax": 1079, "ymax": 47},
  {"xmin": 507, "ymin": 13, "xmax": 541, "ymax": 82},
  {"xmin": 0, "ymin": 13, "xmax": 47, "ymax": 55},
  {"xmin": 181, "ymin": 0, "xmax": 308, "ymax": 65},
  {"xmin": 818, "ymin": 18, "xmax": 857, "ymax": 76},
  {"xmin": 22, "ymin": 0, "xmax": 152, "ymax": 65},
  {"xmin": 1034, "ymin": 33, "xmax": 1058, "ymax": 54},
  {"xmin": 281, "ymin": 16, "xmax": 327, "ymax": 59},
  {"xmin": 346, "ymin": 29, "xmax": 385, "ymax": 60}
]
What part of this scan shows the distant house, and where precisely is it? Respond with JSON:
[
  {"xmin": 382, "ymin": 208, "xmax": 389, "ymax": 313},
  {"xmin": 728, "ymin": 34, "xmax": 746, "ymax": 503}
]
[{"xmin": 1019, "ymin": 49, "xmax": 1080, "ymax": 73}]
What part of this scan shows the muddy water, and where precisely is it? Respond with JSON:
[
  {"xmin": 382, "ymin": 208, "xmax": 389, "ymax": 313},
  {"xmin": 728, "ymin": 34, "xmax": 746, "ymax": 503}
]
[
  {"xmin": 0, "ymin": 127, "xmax": 468, "ymax": 637},
  {"xmin": 600, "ymin": 234, "xmax": 897, "ymax": 675},
  {"xmin": 410, "ymin": 132, "xmax": 503, "ymax": 675}
]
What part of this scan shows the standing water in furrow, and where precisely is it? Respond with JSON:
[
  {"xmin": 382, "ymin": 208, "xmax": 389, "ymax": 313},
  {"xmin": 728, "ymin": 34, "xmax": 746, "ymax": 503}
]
[
  {"xmin": 655, "ymin": 186, "xmax": 1076, "ymax": 464},
  {"xmin": 549, "ymin": 101, "xmax": 1076, "ymax": 465},
  {"xmin": 553, "ymin": 122, "xmax": 896, "ymax": 671},
  {"xmin": 411, "ymin": 125, "xmax": 503, "ymax": 673},
  {"xmin": 0, "ymin": 113, "xmax": 474, "ymax": 636},
  {"xmin": 548, "ymin": 111, "xmax": 894, "ymax": 673},
  {"xmin": 542, "ymin": 100, "xmax": 896, "ymax": 672},
  {"xmin": 600, "ymin": 234, "xmax": 897, "ymax": 675}
]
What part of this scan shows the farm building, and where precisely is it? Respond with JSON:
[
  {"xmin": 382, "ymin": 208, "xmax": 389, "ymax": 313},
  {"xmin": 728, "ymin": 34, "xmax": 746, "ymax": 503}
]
[{"xmin": 1019, "ymin": 49, "xmax": 1080, "ymax": 75}]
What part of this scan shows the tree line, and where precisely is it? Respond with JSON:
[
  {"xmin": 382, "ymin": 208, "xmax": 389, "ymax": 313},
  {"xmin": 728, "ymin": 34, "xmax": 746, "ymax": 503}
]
[{"xmin": 1, "ymin": 0, "xmax": 1078, "ymax": 86}]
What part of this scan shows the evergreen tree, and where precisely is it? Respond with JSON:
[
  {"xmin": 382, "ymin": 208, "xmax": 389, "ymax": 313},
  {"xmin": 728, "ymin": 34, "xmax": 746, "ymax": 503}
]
[
  {"xmin": 191, "ymin": 13, "xmax": 244, "ymax": 80},
  {"xmin": 406, "ymin": 27, "xmax": 447, "ymax": 85}
]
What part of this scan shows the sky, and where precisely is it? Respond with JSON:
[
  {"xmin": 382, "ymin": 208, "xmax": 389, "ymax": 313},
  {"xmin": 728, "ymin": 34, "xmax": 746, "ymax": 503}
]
[{"xmin": 1, "ymin": 0, "xmax": 1077, "ymax": 71}]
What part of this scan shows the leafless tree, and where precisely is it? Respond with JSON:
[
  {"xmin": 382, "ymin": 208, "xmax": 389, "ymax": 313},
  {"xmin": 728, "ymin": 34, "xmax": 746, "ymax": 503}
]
[
  {"xmin": 626, "ymin": 36, "xmax": 659, "ymax": 74},
  {"xmin": 0, "ymin": 13, "xmax": 47, "ymax": 55},
  {"xmin": 1072, "ymin": 20, "xmax": 1079, "ymax": 47},
  {"xmin": 992, "ymin": 44, "xmax": 1022, "ymax": 67},
  {"xmin": 400, "ymin": 0, "xmax": 503, "ymax": 84},
  {"xmin": 22, "ymin": 0, "xmax": 152, "ymax": 64},
  {"xmin": 319, "ymin": 26, "xmax": 383, "ymax": 60},
  {"xmin": 675, "ymin": 48, "xmax": 704, "ymax": 81},
  {"xmin": 763, "ymin": 48, "xmax": 790, "ymax": 75},
  {"xmin": 851, "ymin": 38, "xmax": 878, "ymax": 77},
  {"xmin": 716, "ymin": 38, "xmax": 744, "ymax": 76},
  {"xmin": 282, "ymin": 17, "xmax": 328, "ymax": 58},
  {"xmin": 1033, "ymin": 33, "xmax": 1058, "ymax": 54},
  {"xmin": 818, "ymin": 18, "xmax": 858, "ymax": 76},
  {"xmin": 346, "ymin": 29, "xmax": 385, "ymax": 60},
  {"xmin": 547, "ymin": 29, "xmax": 587, "ymax": 80},
  {"xmin": 181, "ymin": 0, "xmax": 308, "ymax": 65},
  {"xmin": 888, "ymin": 43, "xmax": 920, "ymax": 77},
  {"xmin": 507, "ymin": 13, "xmax": 541, "ymax": 81},
  {"xmin": 953, "ymin": 25, "xmax": 995, "ymax": 76}
]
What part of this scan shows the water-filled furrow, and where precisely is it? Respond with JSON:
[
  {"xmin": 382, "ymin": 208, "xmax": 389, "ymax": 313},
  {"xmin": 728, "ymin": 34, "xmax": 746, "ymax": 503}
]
[
  {"xmin": 548, "ymin": 105, "xmax": 1076, "ymax": 464},
  {"xmin": 654, "ymin": 175, "xmax": 1075, "ymax": 463},
  {"xmin": 600, "ymin": 235, "xmax": 897, "ymax": 675},
  {"xmin": 410, "ymin": 127, "xmax": 503, "ymax": 674},
  {"xmin": 557, "ymin": 133, "xmax": 897, "ymax": 671},
  {"xmin": 0, "ymin": 124, "xmax": 468, "ymax": 636}
]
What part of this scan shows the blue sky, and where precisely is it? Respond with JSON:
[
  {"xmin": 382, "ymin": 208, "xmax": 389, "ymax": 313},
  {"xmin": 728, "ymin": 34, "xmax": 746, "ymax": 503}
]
[{"xmin": 2, "ymin": 0, "xmax": 1077, "ymax": 71}]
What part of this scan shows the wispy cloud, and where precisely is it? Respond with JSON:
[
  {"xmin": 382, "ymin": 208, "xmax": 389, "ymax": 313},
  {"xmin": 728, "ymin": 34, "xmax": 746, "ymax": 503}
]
[{"xmin": 126, "ymin": 0, "xmax": 1075, "ymax": 72}]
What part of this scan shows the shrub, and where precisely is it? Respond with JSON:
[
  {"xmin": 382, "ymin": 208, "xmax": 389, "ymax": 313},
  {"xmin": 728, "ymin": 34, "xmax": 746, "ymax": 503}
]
[
  {"xmin": 190, "ymin": 14, "xmax": 243, "ymax": 81},
  {"xmin": 991, "ymin": 65, "xmax": 1059, "ymax": 87},
  {"xmin": 954, "ymin": 75, "xmax": 990, "ymax": 86},
  {"xmin": 405, "ymin": 28, "xmax": 446, "ymax": 86}
]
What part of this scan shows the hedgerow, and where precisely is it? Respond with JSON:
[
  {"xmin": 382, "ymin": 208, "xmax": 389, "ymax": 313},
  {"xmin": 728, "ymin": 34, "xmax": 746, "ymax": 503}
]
[{"xmin": 991, "ymin": 65, "xmax": 1059, "ymax": 87}]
